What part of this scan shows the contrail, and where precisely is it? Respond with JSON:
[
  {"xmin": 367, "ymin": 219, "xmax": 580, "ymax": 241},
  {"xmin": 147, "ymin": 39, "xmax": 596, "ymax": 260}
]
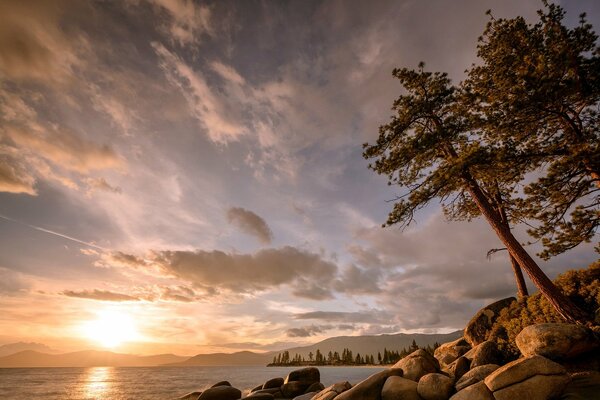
[{"xmin": 0, "ymin": 213, "xmax": 107, "ymax": 251}]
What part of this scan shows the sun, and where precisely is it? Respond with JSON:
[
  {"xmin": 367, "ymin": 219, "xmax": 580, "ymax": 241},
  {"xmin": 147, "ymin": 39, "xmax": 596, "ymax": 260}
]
[{"xmin": 81, "ymin": 309, "xmax": 140, "ymax": 349}]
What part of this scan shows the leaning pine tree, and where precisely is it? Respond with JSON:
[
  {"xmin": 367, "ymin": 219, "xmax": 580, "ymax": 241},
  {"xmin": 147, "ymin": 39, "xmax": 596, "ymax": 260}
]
[
  {"xmin": 363, "ymin": 64, "xmax": 590, "ymax": 324},
  {"xmin": 463, "ymin": 3, "xmax": 599, "ymax": 260}
]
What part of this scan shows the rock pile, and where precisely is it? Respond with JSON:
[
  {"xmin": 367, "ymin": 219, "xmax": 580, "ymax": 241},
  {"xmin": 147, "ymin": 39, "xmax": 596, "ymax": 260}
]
[{"xmin": 176, "ymin": 301, "xmax": 600, "ymax": 400}]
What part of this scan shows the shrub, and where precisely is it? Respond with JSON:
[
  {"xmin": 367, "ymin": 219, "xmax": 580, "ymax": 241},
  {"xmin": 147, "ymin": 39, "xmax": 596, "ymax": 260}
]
[{"xmin": 489, "ymin": 261, "xmax": 600, "ymax": 359}]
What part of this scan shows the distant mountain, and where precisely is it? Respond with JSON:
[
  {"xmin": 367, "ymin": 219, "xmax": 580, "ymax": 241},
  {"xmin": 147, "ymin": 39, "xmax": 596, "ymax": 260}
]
[
  {"xmin": 0, "ymin": 331, "xmax": 463, "ymax": 367},
  {"xmin": 0, "ymin": 342, "xmax": 58, "ymax": 357},
  {"xmin": 0, "ymin": 350, "xmax": 187, "ymax": 368},
  {"xmin": 279, "ymin": 331, "xmax": 464, "ymax": 361},
  {"xmin": 171, "ymin": 330, "xmax": 463, "ymax": 366},
  {"xmin": 167, "ymin": 350, "xmax": 273, "ymax": 366}
]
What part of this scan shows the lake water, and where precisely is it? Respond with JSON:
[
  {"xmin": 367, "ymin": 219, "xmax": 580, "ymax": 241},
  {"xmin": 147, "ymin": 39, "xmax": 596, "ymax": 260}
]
[{"xmin": 0, "ymin": 365, "xmax": 385, "ymax": 399}]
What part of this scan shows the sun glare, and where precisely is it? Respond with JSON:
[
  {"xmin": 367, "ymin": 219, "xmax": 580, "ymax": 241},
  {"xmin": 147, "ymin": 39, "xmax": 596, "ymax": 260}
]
[{"xmin": 82, "ymin": 309, "xmax": 140, "ymax": 349}]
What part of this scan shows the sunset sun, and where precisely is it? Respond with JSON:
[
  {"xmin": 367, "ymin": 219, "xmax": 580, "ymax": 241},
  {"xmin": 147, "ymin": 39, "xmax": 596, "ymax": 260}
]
[{"xmin": 81, "ymin": 310, "xmax": 140, "ymax": 349}]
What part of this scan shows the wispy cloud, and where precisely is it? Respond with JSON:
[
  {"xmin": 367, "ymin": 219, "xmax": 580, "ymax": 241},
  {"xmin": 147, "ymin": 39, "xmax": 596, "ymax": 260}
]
[{"xmin": 61, "ymin": 289, "xmax": 140, "ymax": 302}]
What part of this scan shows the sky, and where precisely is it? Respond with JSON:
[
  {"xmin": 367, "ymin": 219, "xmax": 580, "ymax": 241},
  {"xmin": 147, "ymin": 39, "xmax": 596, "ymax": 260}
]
[{"xmin": 0, "ymin": 0, "xmax": 598, "ymax": 356}]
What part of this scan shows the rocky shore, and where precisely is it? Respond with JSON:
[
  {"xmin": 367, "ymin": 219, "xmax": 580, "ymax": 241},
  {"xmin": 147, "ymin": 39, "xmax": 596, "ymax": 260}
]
[{"xmin": 176, "ymin": 299, "xmax": 600, "ymax": 400}]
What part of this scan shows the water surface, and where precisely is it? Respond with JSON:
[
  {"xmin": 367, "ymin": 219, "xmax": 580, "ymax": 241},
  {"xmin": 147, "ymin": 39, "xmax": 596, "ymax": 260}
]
[{"xmin": 0, "ymin": 365, "xmax": 385, "ymax": 399}]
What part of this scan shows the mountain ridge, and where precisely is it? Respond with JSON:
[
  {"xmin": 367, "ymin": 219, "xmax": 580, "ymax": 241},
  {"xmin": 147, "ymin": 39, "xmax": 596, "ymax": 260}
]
[{"xmin": 0, "ymin": 331, "xmax": 463, "ymax": 367}]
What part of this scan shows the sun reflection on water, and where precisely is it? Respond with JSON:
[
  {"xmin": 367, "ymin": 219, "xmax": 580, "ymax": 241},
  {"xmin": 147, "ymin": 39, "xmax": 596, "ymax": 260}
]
[{"xmin": 83, "ymin": 367, "xmax": 113, "ymax": 399}]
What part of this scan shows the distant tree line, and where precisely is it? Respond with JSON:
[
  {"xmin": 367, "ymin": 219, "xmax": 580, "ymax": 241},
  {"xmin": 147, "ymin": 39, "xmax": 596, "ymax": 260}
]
[{"xmin": 267, "ymin": 340, "xmax": 440, "ymax": 366}]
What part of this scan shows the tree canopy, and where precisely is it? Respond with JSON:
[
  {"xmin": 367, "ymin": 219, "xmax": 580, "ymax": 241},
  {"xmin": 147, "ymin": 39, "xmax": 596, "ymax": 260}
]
[{"xmin": 364, "ymin": 3, "xmax": 598, "ymax": 324}]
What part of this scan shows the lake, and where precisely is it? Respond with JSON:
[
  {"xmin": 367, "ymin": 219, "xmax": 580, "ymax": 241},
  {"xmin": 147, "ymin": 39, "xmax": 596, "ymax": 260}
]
[{"xmin": 0, "ymin": 365, "xmax": 386, "ymax": 399}]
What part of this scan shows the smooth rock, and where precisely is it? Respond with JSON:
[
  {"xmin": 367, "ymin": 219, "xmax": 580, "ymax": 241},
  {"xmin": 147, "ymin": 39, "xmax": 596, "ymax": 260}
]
[
  {"xmin": 263, "ymin": 378, "xmax": 285, "ymax": 389},
  {"xmin": 493, "ymin": 373, "xmax": 570, "ymax": 400},
  {"xmin": 561, "ymin": 371, "xmax": 600, "ymax": 400},
  {"xmin": 464, "ymin": 297, "xmax": 515, "ymax": 346},
  {"xmin": 306, "ymin": 382, "xmax": 325, "ymax": 393},
  {"xmin": 455, "ymin": 364, "xmax": 499, "ymax": 391},
  {"xmin": 251, "ymin": 384, "xmax": 263, "ymax": 393},
  {"xmin": 281, "ymin": 381, "xmax": 312, "ymax": 398},
  {"xmin": 211, "ymin": 381, "xmax": 232, "ymax": 388},
  {"xmin": 312, "ymin": 381, "xmax": 352, "ymax": 400},
  {"xmin": 417, "ymin": 373, "xmax": 454, "ymax": 400},
  {"xmin": 293, "ymin": 393, "xmax": 319, "ymax": 400},
  {"xmin": 197, "ymin": 386, "xmax": 242, "ymax": 400},
  {"xmin": 463, "ymin": 341, "xmax": 502, "ymax": 368},
  {"xmin": 285, "ymin": 367, "xmax": 320, "ymax": 384},
  {"xmin": 516, "ymin": 323, "xmax": 600, "ymax": 360},
  {"xmin": 445, "ymin": 356, "xmax": 470, "ymax": 381},
  {"xmin": 249, "ymin": 388, "xmax": 281, "ymax": 396},
  {"xmin": 449, "ymin": 382, "xmax": 494, "ymax": 400},
  {"xmin": 335, "ymin": 369, "xmax": 403, "ymax": 400},
  {"xmin": 244, "ymin": 393, "xmax": 274, "ymax": 400},
  {"xmin": 381, "ymin": 376, "xmax": 421, "ymax": 400},
  {"xmin": 434, "ymin": 337, "xmax": 471, "ymax": 366},
  {"xmin": 393, "ymin": 349, "xmax": 440, "ymax": 382},
  {"xmin": 484, "ymin": 355, "xmax": 566, "ymax": 392}
]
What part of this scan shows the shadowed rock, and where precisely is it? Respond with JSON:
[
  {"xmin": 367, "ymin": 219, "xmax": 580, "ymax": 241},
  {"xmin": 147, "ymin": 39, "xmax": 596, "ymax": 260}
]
[
  {"xmin": 335, "ymin": 369, "xmax": 403, "ymax": 400},
  {"xmin": 393, "ymin": 349, "xmax": 440, "ymax": 382},
  {"xmin": 381, "ymin": 376, "xmax": 420, "ymax": 400},
  {"xmin": 464, "ymin": 297, "xmax": 514, "ymax": 346},
  {"xmin": 417, "ymin": 373, "xmax": 454, "ymax": 400}
]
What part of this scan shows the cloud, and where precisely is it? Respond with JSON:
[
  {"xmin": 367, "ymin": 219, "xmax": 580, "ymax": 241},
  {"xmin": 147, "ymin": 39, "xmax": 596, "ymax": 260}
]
[
  {"xmin": 153, "ymin": 43, "xmax": 246, "ymax": 144},
  {"xmin": 84, "ymin": 177, "xmax": 122, "ymax": 195},
  {"xmin": 226, "ymin": 207, "xmax": 273, "ymax": 244},
  {"xmin": 293, "ymin": 310, "xmax": 393, "ymax": 324},
  {"xmin": 61, "ymin": 289, "xmax": 140, "ymax": 302},
  {"xmin": 0, "ymin": 151, "xmax": 37, "ymax": 194},
  {"xmin": 0, "ymin": 0, "xmax": 80, "ymax": 83},
  {"xmin": 145, "ymin": 0, "xmax": 213, "ymax": 45},
  {"xmin": 0, "ymin": 268, "xmax": 30, "ymax": 295},
  {"xmin": 105, "ymin": 246, "xmax": 337, "ymax": 298},
  {"xmin": 286, "ymin": 324, "xmax": 332, "ymax": 338}
]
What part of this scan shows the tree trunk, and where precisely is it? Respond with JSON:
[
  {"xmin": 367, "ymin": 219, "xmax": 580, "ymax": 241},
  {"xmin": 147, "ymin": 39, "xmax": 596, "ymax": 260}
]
[
  {"xmin": 509, "ymin": 254, "xmax": 529, "ymax": 298},
  {"xmin": 496, "ymin": 201, "xmax": 529, "ymax": 298},
  {"xmin": 463, "ymin": 175, "xmax": 590, "ymax": 324}
]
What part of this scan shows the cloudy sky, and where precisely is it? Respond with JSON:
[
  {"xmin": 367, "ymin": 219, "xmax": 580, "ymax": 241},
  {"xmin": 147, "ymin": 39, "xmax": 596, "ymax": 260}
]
[{"xmin": 0, "ymin": 0, "xmax": 598, "ymax": 356}]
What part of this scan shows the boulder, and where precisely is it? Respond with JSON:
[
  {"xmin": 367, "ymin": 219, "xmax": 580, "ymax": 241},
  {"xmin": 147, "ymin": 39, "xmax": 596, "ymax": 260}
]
[
  {"xmin": 464, "ymin": 297, "xmax": 515, "ymax": 346},
  {"xmin": 417, "ymin": 373, "xmax": 454, "ymax": 400},
  {"xmin": 248, "ymin": 388, "xmax": 281, "ymax": 396},
  {"xmin": 463, "ymin": 341, "xmax": 502, "ymax": 368},
  {"xmin": 381, "ymin": 376, "xmax": 420, "ymax": 400},
  {"xmin": 281, "ymin": 381, "xmax": 312, "ymax": 398},
  {"xmin": 285, "ymin": 367, "xmax": 320, "ymax": 384},
  {"xmin": 251, "ymin": 384, "xmax": 263, "ymax": 393},
  {"xmin": 243, "ymin": 393, "xmax": 274, "ymax": 400},
  {"xmin": 516, "ymin": 323, "xmax": 600, "ymax": 360},
  {"xmin": 434, "ymin": 337, "xmax": 471, "ymax": 367},
  {"xmin": 444, "ymin": 356, "xmax": 470, "ymax": 381},
  {"xmin": 455, "ymin": 364, "xmax": 499, "ymax": 392},
  {"xmin": 492, "ymin": 374, "xmax": 570, "ymax": 400},
  {"xmin": 263, "ymin": 377, "xmax": 284, "ymax": 389},
  {"xmin": 306, "ymin": 382, "xmax": 325, "ymax": 393},
  {"xmin": 197, "ymin": 386, "xmax": 242, "ymax": 400},
  {"xmin": 484, "ymin": 355, "xmax": 566, "ymax": 392},
  {"xmin": 561, "ymin": 371, "xmax": 600, "ymax": 399},
  {"xmin": 335, "ymin": 369, "xmax": 403, "ymax": 400},
  {"xmin": 562, "ymin": 348, "xmax": 600, "ymax": 372},
  {"xmin": 293, "ymin": 393, "xmax": 319, "ymax": 400},
  {"xmin": 393, "ymin": 349, "xmax": 440, "ymax": 382},
  {"xmin": 313, "ymin": 381, "xmax": 352, "ymax": 400},
  {"xmin": 449, "ymin": 382, "xmax": 494, "ymax": 400},
  {"xmin": 211, "ymin": 381, "xmax": 232, "ymax": 388}
]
